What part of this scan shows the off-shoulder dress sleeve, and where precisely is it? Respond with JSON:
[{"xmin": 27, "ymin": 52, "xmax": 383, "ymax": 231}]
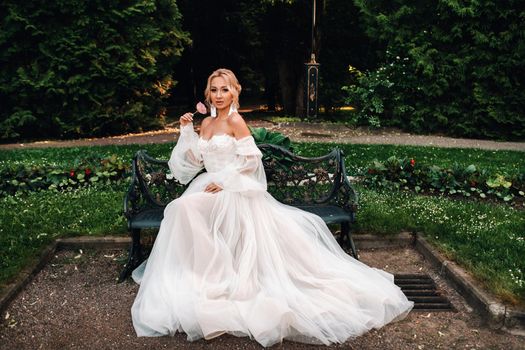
[
  {"xmin": 213, "ymin": 136, "xmax": 267, "ymax": 196},
  {"xmin": 168, "ymin": 123, "xmax": 204, "ymax": 184}
]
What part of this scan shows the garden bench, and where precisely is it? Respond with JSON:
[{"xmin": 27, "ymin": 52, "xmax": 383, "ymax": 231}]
[{"xmin": 119, "ymin": 145, "xmax": 359, "ymax": 281}]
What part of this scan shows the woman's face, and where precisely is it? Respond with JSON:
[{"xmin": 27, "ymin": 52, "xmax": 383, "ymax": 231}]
[{"xmin": 210, "ymin": 76, "xmax": 233, "ymax": 110}]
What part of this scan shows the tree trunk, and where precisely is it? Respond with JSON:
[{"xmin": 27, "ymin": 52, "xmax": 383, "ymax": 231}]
[
  {"xmin": 295, "ymin": 72, "xmax": 305, "ymax": 117},
  {"xmin": 277, "ymin": 58, "xmax": 296, "ymax": 115}
]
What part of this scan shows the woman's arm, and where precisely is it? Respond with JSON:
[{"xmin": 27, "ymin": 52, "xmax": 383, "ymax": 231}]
[{"xmin": 167, "ymin": 114, "xmax": 205, "ymax": 184}]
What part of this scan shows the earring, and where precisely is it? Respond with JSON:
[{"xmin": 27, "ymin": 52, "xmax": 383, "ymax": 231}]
[
  {"xmin": 210, "ymin": 105, "xmax": 217, "ymax": 117},
  {"xmin": 228, "ymin": 104, "xmax": 238, "ymax": 116}
]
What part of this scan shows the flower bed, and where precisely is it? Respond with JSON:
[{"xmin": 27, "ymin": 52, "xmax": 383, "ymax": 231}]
[
  {"xmin": 362, "ymin": 156, "xmax": 525, "ymax": 207},
  {"xmin": 0, "ymin": 155, "xmax": 128, "ymax": 196}
]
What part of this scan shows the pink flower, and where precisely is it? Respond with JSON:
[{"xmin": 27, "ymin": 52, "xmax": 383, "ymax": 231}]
[
  {"xmin": 410, "ymin": 159, "xmax": 415, "ymax": 167},
  {"xmin": 69, "ymin": 169, "xmax": 75, "ymax": 177},
  {"xmin": 194, "ymin": 102, "xmax": 207, "ymax": 115}
]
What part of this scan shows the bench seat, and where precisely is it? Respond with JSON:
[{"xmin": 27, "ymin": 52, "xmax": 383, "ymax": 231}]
[{"xmin": 130, "ymin": 205, "xmax": 352, "ymax": 230}]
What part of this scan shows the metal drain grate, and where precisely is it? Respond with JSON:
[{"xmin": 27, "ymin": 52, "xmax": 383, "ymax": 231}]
[{"xmin": 394, "ymin": 274, "xmax": 455, "ymax": 312}]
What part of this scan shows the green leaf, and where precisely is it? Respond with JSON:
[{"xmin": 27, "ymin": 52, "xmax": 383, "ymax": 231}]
[{"xmin": 465, "ymin": 164, "xmax": 476, "ymax": 173}]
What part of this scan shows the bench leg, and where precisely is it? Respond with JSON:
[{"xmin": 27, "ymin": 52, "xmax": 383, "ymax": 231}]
[
  {"xmin": 341, "ymin": 222, "xmax": 358, "ymax": 260},
  {"xmin": 118, "ymin": 228, "xmax": 143, "ymax": 282}
]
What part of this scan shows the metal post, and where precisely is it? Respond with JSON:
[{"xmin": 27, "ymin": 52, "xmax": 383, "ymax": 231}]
[
  {"xmin": 305, "ymin": 0, "xmax": 320, "ymax": 118},
  {"xmin": 305, "ymin": 55, "xmax": 320, "ymax": 118}
]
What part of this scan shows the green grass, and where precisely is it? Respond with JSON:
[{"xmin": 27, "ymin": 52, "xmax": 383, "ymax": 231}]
[
  {"xmin": 0, "ymin": 183, "xmax": 127, "ymax": 287},
  {"xmin": 294, "ymin": 142, "xmax": 525, "ymax": 176},
  {"xmin": 356, "ymin": 186, "xmax": 525, "ymax": 305},
  {"xmin": 0, "ymin": 143, "xmax": 174, "ymax": 168},
  {"xmin": 1, "ymin": 142, "xmax": 523, "ymax": 176}
]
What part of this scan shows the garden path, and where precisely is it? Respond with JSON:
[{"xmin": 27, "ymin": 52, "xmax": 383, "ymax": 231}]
[
  {"xmin": 2, "ymin": 247, "xmax": 523, "ymax": 349},
  {"xmin": 1, "ymin": 119, "xmax": 524, "ymax": 151}
]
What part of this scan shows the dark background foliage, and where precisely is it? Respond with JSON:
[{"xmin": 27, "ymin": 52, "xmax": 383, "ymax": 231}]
[
  {"xmin": 348, "ymin": 0, "xmax": 525, "ymax": 140},
  {"xmin": 0, "ymin": 0, "xmax": 190, "ymax": 140},
  {"xmin": 1, "ymin": 0, "xmax": 524, "ymax": 141}
]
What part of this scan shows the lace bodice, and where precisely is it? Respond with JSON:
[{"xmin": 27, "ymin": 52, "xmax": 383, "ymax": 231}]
[{"xmin": 198, "ymin": 134, "xmax": 239, "ymax": 172}]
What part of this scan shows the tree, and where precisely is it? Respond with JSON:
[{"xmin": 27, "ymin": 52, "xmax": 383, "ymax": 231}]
[
  {"xmin": 0, "ymin": 0, "xmax": 190, "ymax": 140},
  {"xmin": 349, "ymin": 0, "xmax": 525, "ymax": 139}
]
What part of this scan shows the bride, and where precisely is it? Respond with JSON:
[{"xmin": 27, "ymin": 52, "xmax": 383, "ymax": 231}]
[{"xmin": 131, "ymin": 68, "xmax": 413, "ymax": 346}]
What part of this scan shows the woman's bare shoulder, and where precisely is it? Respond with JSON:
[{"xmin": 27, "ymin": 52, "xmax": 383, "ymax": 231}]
[
  {"xmin": 201, "ymin": 116, "xmax": 213, "ymax": 128},
  {"xmin": 228, "ymin": 113, "xmax": 250, "ymax": 138},
  {"xmin": 228, "ymin": 112, "xmax": 246, "ymax": 125}
]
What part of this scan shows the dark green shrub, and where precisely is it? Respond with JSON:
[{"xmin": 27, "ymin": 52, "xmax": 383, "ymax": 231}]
[
  {"xmin": 0, "ymin": 0, "xmax": 190, "ymax": 141},
  {"xmin": 348, "ymin": 0, "xmax": 525, "ymax": 140}
]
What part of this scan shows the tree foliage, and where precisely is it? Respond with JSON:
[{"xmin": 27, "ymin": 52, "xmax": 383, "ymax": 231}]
[
  {"xmin": 0, "ymin": 0, "xmax": 190, "ymax": 140},
  {"xmin": 347, "ymin": 0, "xmax": 525, "ymax": 140}
]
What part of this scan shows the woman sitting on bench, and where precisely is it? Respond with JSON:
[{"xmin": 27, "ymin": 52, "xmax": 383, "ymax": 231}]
[{"xmin": 131, "ymin": 68, "xmax": 413, "ymax": 347}]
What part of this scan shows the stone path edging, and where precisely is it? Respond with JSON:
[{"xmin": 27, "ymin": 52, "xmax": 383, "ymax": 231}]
[
  {"xmin": 0, "ymin": 241, "xmax": 57, "ymax": 316},
  {"xmin": 1, "ymin": 233, "xmax": 524, "ymax": 337},
  {"xmin": 414, "ymin": 235, "xmax": 525, "ymax": 336}
]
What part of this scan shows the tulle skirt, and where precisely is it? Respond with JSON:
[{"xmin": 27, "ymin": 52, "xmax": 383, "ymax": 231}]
[{"xmin": 131, "ymin": 172, "xmax": 413, "ymax": 347}]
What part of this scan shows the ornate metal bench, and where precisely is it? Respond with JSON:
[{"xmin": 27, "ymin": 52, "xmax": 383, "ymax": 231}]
[{"xmin": 119, "ymin": 145, "xmax": 359, "ymax": 281}]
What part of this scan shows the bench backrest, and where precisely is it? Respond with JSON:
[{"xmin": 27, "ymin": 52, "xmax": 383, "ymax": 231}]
[
  {"xmin": 125, "ymin": 146, "xmax": 357, "ymax": 217},
  {"xmin": 258, "ymin": 143, "xmax": 343, "ymax": 206}
]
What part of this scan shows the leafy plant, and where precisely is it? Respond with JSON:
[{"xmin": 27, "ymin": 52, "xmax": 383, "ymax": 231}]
[
  {"xmin": 249, "ymin": 127, "xmax": 292, "ymax": 150},
  {"xmin": 362, "ymin": 156, "xmax": 525, "ymax": 206},
  {"xmin": 0, "ymin": 155, "xmax": 129, "ymax": 197}
]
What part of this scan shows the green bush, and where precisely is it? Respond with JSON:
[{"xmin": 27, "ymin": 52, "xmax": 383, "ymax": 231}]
[
  {"xmin": 0, "ymin": 0, "xmax": 190, "ymax": 140},
  {"xmin": 348, "ymin": 0, "xmax": 525, "ymax": 140}
]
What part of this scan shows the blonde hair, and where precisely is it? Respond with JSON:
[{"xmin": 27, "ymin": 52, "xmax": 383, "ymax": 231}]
[{"xmin": 204, "ymin": 68, "xmax": 242, "ymax": 109}]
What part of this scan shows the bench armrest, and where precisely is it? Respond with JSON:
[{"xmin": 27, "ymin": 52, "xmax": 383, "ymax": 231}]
[
  {"xmin": 123, "ymin": 150, "xmax": 190, "ymax": 223},
  {"xmin": 338, "ymin": 150, "xmax": 359, "ymax": 221},
  {"xmin": 123, "ymin": 152, "xmax": 140, "ymax": 222}
]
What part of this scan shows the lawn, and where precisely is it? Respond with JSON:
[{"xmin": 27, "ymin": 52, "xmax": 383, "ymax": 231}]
[
  {"xmin": 1, "ymin": 141, "xmax": 523, "ymax": 176},
  {"xmin": 0, "ymin": 141, "xmax": 524, "ymax": 305}
]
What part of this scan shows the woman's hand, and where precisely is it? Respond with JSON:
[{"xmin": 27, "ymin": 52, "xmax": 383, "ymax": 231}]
[
  {"xmin": 179, "ymin": 112, "xmax": 194, "ymax": 127},
  {"xmin": 204, "ymin": 182, "xmax": 223, "ymax": 193}
]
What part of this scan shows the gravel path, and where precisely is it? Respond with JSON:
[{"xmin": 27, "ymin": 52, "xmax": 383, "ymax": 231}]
[
  {"xmin": 1, "ymin": 120, "xmax": 524, "ymax": 151},
  {"xmin": 1, "ymin": 247, "xmax": 523, "ymax": 349}
]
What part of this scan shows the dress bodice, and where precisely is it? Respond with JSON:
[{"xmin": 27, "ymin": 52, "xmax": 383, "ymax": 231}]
[{"xmin": 198, "ymin": 134, "xmax": 238, "ymax": 172}]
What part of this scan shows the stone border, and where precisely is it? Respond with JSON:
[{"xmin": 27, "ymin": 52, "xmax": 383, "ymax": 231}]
[
  {"xmin": 414, "ymin": 236, "xmax": 525, "ymax": 336},
  {"xmin": 1, "ymin": 234, "xmax": 523, "ymax": 336},
  {"xmin": 0, "ymin": 241, "xmax": 58, "ymax": 316},
  {"xmin": 353, "ymin": 231, "xmax": 415, "ymax": 250}
]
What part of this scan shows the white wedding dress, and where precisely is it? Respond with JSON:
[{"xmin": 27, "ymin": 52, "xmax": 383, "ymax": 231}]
[{"xmin": 131, "ymin": 124, "xmax": 413, "ymax": 346}]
